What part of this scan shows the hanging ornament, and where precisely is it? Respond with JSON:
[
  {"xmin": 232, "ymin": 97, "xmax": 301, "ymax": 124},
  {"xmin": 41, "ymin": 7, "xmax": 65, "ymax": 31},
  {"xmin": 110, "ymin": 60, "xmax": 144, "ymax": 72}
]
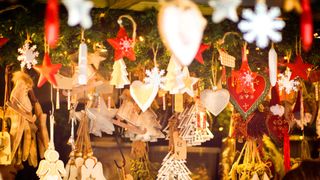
[
  {"xmin": 179, "ymin": 67, "xmax": 199, "ymax": 97},
  {"xmin": 278, "ymin": 68, "xmax": 300, "ymax": 94},
  {"xmin": 107, "ymin": 15, "xmax": 136, "ymax": 61},
  {"xmin": 157, "ymin": 152, "xmax": 191, "ymax": 180},
  {"xmin": 208, "ymin": 0, "xmax": 241, "ymax": 23},
  {"xmin": 34, "ymin": 53, "xmax": 62, "ymax": 87},
  {"xmin": 163, "ymin": 56, "xmax": 185, "ymax": 94},
  {"xmin": 81, "ymin": 157, "xmax": 106, "ymax": 180},
  {"xmin": 229, "ymin": 140, "xmax": 271, "ymax": 180},
  {"xmin": 268, "ymin": 44, "xmax": 278, "ymax": 87},
  {"xmin": 130, "ymin": 66, "xmax": 166, "ymax": 112},
  {"xmin": 62, "ymin": 0, "xmax": 93, "ymax": 29},
  {"xmin": 178, "ymin": 104, "xmax": 213, "ymax": 146},
  {"xmin": 17, "ymin": 41, "xmax": 39, "ymax": 69},
  {"xmin": 316, "ymin": 101, "xmax": 320, "ymax": 138},
  {"xmin": 0, "ymin": 37, "xmax": 9, "ymax": 47},
  {"xmin": 218, "ymin": 49, "xmax": 236, "ymax": 68},
  {"xmin": 194, "ymin": 43, "xmax": 210, "ymax": 64},
  {"xmin": 283, "ymin": 0, "xmax": 302, "ymax": 13},
  {"xmin": 78, "ymin": 41, "xmax": 88, "ymax": 85},
  {"xmin": 300, "ymin": 0, "xmax": 313, "ymax": 51},
  {"xmin": 158, "ymin": 0, "xmax": 207, "ymax": 66},
  {"xmin": 227, "ymin": 46, "xmax": 269, "ymax": 119},
  {"xmin": 86, "ymin": 96, "xmax": 117, "ymax": 136},
  {"xmin": 238, "ymin": 1, "xmax": 285, "ymax": 48},
  {"xmin": 45, "ymin": 0, "xmax": 59, "ymax": 48},
  {"xmin": 125, "ymin": 109, "xmax": 165, "ymax": 142},
  {"xmin": 88, "ymin": 51, "xmax": 106, "ymax": 69},
  {"xmin": 286, "ymin": 55, "xmax": 312, "ymax": 80},
  {"xmin": 110, "ymin": 59, "xmax": 130, "ymax": 89},
  {"xmin": 37, "ymin": 114, "xmax": 66, "ymax": 179},
  {"xmin": 200, "ymin": 88, "xmax": 230, "ymax": 116},
  {"xmin": 232, "ymin": 45, "xmax": 257, "ymax": 94}
]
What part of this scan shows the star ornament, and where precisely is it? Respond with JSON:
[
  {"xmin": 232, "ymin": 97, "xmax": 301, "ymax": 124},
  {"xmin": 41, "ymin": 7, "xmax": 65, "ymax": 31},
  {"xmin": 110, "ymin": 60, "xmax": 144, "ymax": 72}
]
[
  {"xmin": 238, "ymin": 2, "xmax": 285, "ymax": 48},
  {"xmin": 62, "ymin": 0, "xmax": 93, "ymax": 29},
  {"xmin": 179, "ymin": 67, "xmax": 199, "ymax": 97},
  {"xmin": 107, "ymin": 27, "xmax": 136, "ymax": 61},
  {"xmin": 287, "ymin": 55, "xmax": 312, "ymax": 80},
  {"xmin": 195, "ymin": 44, "xmax": 210, "ymax": 64},
  {"xmin": 86, "ymin": 97, "xmax": 116, "ymax": 136},
  {"xmin": 88, "ymin": 52, "xmax": 106, "ymax": 69},
  {"xmin": 209, "ymin": 0, "xmax": 241, "ymax": 23},
  {"xmin": 34, "ymin": 53, "xmax": 62, "ymax": 87}
]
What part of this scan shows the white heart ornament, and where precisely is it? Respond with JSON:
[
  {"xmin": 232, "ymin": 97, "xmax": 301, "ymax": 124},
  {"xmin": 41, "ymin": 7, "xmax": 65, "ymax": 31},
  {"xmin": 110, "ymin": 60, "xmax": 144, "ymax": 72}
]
[
  {"xmin": 158, "ymin": 0, "xmax": 207, "ymax": 66},
  {"xmin": 200, "ymin": 89, "xmax": 230, "ymax": 116},
  {"xmin": 130, "ymin": 81, "xmax": 159, "ymax": 112}
]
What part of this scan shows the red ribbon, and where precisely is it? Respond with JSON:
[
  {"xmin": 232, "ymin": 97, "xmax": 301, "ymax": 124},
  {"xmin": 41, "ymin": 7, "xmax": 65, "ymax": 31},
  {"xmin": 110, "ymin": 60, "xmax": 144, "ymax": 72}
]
[{"xmin": 283, "ymin": 130, "xmax": 291, "ymax": 172}]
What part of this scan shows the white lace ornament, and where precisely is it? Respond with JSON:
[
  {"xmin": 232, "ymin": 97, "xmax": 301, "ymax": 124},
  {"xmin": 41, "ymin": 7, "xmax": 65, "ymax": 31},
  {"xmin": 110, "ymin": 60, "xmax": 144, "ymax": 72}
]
[{"xmin": 278, "ymin": 69, "xmax": 300, "ymax": 94}]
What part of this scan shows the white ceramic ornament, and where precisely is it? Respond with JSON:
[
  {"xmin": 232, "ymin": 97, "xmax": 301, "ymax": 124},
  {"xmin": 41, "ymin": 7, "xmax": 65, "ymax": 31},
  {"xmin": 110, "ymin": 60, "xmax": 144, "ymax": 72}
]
[
  {"xmin": 238, "ymin": 2, "xmax": 285, "ymax": 48},
  {"xmin": 200, "ymin": 88, "xmax": 230, "ymax": 116},
  {"xmin": 268, "ymin": 45, "xmax": 278, "ymax": 87},
  {"xmin": 81, "ymin": 158, "xmax": 106, "ymax": 180},
  {"xmin": 158, "ymin": 0, "xmax": 207, "ymax": 66},
  {"xmin": 78, "ymin": 42, "xmax": 88, "ymax": 85},
  {"xmin": 62, "ymin": 0, "xmax": 93, "ymax": 29},
  {"xmin": 208, "ymin": 0, "xmax": 241, "ymax": 23}
]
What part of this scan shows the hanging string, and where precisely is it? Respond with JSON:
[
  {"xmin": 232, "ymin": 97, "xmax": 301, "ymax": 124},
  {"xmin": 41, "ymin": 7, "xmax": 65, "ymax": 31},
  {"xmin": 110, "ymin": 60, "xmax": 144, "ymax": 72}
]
[
  {"xmin": 152, "ymin": 43, "xmax": 159, "ymax": 67},
  {"xmin": 117, "ymin": 15, "xmax": 137, "ymax": 46},
  {"xmin": 210, "ymin": 46, "xmax": 218, "ymax": 89},
  {"xmin": 49, "ymin": 85, "xmax": 55, "ymax": 149}
]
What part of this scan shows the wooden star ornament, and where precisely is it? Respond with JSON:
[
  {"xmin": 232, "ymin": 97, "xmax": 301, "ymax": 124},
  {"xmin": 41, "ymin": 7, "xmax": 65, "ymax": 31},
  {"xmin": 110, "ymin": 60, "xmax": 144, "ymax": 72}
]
[
  {"xmin": 107, "ymin": 27, "xmax": 136, "ymax": 61},
  {"xmin": 34, "ymin": 53, "xmax": 62, "ymax": 87},
  {"xmin": 179, "ymin": 67, "xmax": 199, "ymax": 97},
  {"xmin": 195, "ymin": 44, "xmax": 210, "ymax": 64},
  {"xmin": 287, "ymin": 55, "xmax": 312, "ymax": 80},
  {"xmin": 88, "ymin": 52, "xmax": 106, "ymax": 69}
]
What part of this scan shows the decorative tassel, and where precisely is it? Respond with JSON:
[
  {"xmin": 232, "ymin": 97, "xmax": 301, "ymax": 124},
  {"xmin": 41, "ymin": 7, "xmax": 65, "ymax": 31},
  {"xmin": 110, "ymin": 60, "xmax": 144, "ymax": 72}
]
[
  {"xmin": 316, "ymin": 101, "xmax": 320, "ymax": 138},
  {"xmin": 67, "ymin": 90, "xmax": 71, "ymax": 110},
  {"xmin": 314, "ymin": 82, "xmax": 319, "ymax": 101},
  {"xmin": 283, "ymin": 130, "xmax": 291, "ymax": 172},
  {"xmin": 56, "ymin": 88, "xmax": 60, "ymax": 109}
]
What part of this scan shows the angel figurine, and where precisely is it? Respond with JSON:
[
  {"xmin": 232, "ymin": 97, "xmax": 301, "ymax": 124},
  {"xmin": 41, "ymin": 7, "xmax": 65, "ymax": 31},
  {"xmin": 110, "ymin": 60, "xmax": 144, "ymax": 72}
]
[
  {"xmin": 81, "ymin": 157, "xmax": 106, "ymax": 180},
  {"xmin": 36, "ymin": 149, "xmax": 66, "ymax": 180}
]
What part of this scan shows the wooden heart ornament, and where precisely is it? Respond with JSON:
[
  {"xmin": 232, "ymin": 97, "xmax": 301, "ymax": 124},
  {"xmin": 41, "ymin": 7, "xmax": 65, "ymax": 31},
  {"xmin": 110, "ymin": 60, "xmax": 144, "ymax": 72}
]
[
  {"xmin": 227, "ymin": 74, "xmax": 270, "ymax": 119},
  {"xmin": 200, "ymin": 89, "xmax": 230, "ymax": 116},
  {"xmin": 130, "ymin": 81, "xmax": 158, "ymax": 112},
  {"xmin": 158, "ymin": 0, "xmax": 207, "ymax": 66}
]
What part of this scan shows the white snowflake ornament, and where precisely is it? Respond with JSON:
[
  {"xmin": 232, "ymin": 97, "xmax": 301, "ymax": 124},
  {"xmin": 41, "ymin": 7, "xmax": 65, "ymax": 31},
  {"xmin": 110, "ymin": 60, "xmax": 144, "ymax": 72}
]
[
  {"xmin": 278, "ymin": 68, "xmax": 300, "ymax": 94},
  {"xmin": 144, "ymin": 66, "xmax": 166, "ymax": 89},
  {"xmin": 208, "ymin": 0, "xmax": 241, "ymax": 23},
  {"xmin": 238, "ymin": 2, "xmax": 285, "ymax": 48},
  {"xmin": 17, "ymin": 42, "xmax": 39, "ymax": 69},
  {"xmin": 62, "ymin": 0, "xmax": 93, "ymax": 29}
]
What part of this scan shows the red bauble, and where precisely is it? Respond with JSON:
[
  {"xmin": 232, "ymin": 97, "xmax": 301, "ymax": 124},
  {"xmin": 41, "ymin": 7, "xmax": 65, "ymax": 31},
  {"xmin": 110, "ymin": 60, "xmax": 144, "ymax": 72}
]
[
  {"xmin": 0, "ymin": 37, "xmax": 9, "ymax": 47},
  {"xmin": 45, "ymin": 0, "xmax": 59, "ymax": 48},
  {"xmin": 33, "ymin": 53, "xmax": 62, "ymax": 87},
  {"xmin": 300, "ymin": 0, "xmax": 313, "ymax": 51},
  {"xmin": 107, "ymin": 27, "xmax": 136, "ymax": 61},
  {"xmin": 194, "ymin": 43, "xmax": 210, "ymax": 64}
]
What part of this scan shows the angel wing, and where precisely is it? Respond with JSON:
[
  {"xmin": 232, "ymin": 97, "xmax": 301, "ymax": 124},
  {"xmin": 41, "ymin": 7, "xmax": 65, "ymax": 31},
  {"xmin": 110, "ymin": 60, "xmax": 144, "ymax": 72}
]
[
  {"xmin": 56, "ymin": 160, "xmax": 67, "ymax": 177},
  {"xmin": 92, "ymin": 162, "xmax": 106, "ymax": 180},
  {"xmin": 36, "ymin": 160, "xmax": 50, "ymax": 177}
]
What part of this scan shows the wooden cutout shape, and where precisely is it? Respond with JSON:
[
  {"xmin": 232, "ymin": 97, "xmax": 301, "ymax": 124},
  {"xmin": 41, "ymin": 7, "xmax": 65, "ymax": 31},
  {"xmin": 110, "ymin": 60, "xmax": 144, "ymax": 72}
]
[
  {"xmin": 130, "ymin": 80, "xmax": 158, "ymax": 112},
  {"xmin": 36, "ymin": 149, "xmax": 66, "ymax": 180},
  {"xmin": 81, "ymin": 157, "xmax": 106, "ymax": 180},
  {"xmin": 200, "ymin": 88, "xmax": 230, "ymax": 116}
]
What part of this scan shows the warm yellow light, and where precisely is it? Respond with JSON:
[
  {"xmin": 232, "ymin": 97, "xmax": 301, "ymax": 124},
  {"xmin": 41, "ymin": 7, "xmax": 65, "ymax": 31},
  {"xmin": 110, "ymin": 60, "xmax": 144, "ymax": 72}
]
[
  {"xmin": 255, "ymin": 47, "xmax": 260, "ymax": 51},
  {"xmin": 219, "ymin": 127, "xmax": 224, "ymax": 131},
  {"xmin": 246, "ymin": 49, "xmax": 249, "ymax": 54},
  {"xmin": 138, "ymin": 36, "xmax": 144, "ymax": 42}
]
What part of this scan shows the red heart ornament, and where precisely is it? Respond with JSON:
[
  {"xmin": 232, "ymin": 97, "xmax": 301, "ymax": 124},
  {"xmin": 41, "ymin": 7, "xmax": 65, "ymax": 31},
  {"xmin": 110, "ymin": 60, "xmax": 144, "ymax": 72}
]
[{"xmin": 227, "ymin": 74, "xmax": 270, "ymax": 119}]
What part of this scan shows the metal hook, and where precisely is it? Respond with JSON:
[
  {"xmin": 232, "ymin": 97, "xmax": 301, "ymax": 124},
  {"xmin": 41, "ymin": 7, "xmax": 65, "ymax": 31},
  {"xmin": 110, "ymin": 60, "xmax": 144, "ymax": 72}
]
[{"xmin": 114, "ymin": 132, "xmax": 126, "ymax": 169}]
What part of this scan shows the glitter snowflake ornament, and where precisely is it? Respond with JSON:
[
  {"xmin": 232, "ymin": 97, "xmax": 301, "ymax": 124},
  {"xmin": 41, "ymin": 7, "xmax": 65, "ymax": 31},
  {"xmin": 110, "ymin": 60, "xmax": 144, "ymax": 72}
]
[
  {"xmin": 278, "ymin": 68, "xmax": 300, "ymax": 94},
  {"xmin": 17, "ymin": 42, "xmax": 39, "ymax": 69},
  {"xmin": 238, "ymin": 2, "xmax": 285, "ymax": 48}
]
